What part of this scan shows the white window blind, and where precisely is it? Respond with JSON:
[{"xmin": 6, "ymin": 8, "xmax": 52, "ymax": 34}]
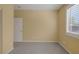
[{"xmin": 67, "ymin": 5, "xmax": 79, "ymax": 34}]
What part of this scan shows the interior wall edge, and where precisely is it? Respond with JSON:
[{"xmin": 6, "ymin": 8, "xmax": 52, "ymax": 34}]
[
  {"xmin": 58, "ymin": 42, "xmax": 71, "ymax": 54},
  {"xmin": 2, "ymin": 47, "xmax": 14, "ymax": 54}
]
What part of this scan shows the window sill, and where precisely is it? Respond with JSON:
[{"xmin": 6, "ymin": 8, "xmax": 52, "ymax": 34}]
[{"xmin": 66, "ymin": 32, "xmax": 79, "ymax": 39}]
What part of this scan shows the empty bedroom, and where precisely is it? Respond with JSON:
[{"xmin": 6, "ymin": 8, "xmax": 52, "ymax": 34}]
[{"xmin": 0, "ymin": 4, "xmax": 79, "ymax": 54}]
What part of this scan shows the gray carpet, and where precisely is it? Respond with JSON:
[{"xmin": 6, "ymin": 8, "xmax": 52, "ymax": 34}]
[{"xmin": 10, "ymin": 42, "xmax": 68, "ymax": 54}]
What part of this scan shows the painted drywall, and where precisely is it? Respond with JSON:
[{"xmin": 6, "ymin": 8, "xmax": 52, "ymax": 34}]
[
  {"xmin": 58, "ymin": 5, "xmax": 79, "ymax": 54},
  {"xmin": 15, "ymin": 10, "xmax": 58, "ymax": 42},
  {"xmin": 0, "ymin": 5, "xmax": 14, "ymax": 53},
  {"xmin": 0, "ymin": 8, "xmax": 2, "ymax": 53}
]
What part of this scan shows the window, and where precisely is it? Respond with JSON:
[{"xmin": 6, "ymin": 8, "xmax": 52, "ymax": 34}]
[{"xmin": 66, "ymin": 5, "xmax": 79, "ymax": 38}]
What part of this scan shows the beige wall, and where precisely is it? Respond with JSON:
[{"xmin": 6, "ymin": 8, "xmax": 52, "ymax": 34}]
[
  {"xmin": 15, "ymin": 10, "xmax": 58, "ymax": 42},
  {"xmin": 0, "ymin": 4, "xmax": 79, "ymax": 54},
  {"xmin": 58, "ymin": 5, "xmax": 79, "ymax": 54},
  {"xmin": 0, "ymin": 9, "xmax": 2, "ymax": 53},
  {"xmin": 0, "ymin": 5, "xmax": 14, "ymax": 53}
]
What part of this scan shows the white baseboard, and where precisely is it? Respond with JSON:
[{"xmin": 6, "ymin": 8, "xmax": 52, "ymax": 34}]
[
  {"xmin": 15, "ymin": 40, "xmax": 58, "ymax": 42},
  {"xmin": 58, "ymin": 42, "xmax": 71, "ymax": 54},
  {"xmin": 3, "ymin": 47, "xmax": 14, "ymax": 54}
]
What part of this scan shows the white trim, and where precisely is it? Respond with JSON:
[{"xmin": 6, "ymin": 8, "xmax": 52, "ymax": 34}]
[
  {"xmin": 3, "ymin": 47, "xmax": 14, "ymax": 54},
  {"xmin": 15, "ymin": 41, "xmax": 58, "ymax": 43},
  {"xmin": 66, "ymin": 32, "xmax": 79, "ymax": 39},
  {"xmin": 58, "ymin": 42, "xmax": 71, "ymax": 54},
  {"xmin": 66, "ymin": 7, "xmax": 70, "ymax": 32}
]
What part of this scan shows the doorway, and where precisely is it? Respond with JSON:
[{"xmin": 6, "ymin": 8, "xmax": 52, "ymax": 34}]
[{"xmin": 14, "ymin": 18, "xmax": 23, "ymax": 42}]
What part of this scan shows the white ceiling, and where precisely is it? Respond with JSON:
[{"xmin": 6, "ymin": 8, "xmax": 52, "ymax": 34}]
[{"xmin": 15, "ymin": 4, "xmax": 63, "ymax": 10}]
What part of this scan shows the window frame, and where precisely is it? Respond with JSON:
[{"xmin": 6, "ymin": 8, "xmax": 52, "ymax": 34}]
[{"xmin": 66, "ymin": 5, "xmax": 79, "ymax": 39}]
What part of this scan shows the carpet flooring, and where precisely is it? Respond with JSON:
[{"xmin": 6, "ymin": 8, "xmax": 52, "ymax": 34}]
[{"xmin": 10, "ymin": 42, "xmax": 68, "ymax": 54}]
